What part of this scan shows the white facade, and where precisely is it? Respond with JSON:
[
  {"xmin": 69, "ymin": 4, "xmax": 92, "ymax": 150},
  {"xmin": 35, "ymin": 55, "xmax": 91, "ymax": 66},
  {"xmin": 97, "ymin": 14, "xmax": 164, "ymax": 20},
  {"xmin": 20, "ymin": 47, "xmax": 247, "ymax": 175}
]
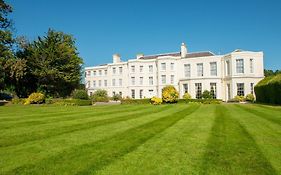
[{"xmin": 85, "ymin": 43, "xmax": 264, "ymax": 101}]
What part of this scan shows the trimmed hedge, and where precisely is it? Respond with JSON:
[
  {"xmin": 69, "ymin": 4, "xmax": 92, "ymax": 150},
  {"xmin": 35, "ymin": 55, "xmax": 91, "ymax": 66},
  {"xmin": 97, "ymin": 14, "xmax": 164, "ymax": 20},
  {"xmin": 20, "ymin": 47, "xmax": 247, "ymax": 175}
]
[
  {"xmin": 121, "ymin": 98, "xmax": 151, "ymax": 105},
  {"xmin": 46, "ymin": 98, "xmax": 92, "ymax": 106},
  {"xmin": 71, "ymin": 89, "xmax": 89, "ymax": 100},
  {"xmin": 255, "ymin": 74, "xmax": 281, "ymax": 104},
  {"xmin": 178, "ymin": 99, "xmax": 222, "ymax": 104}
]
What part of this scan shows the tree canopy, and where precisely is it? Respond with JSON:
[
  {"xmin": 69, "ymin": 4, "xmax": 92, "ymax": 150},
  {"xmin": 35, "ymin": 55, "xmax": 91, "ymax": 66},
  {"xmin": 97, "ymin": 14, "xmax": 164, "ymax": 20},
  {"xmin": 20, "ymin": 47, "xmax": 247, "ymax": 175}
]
[
  {"xmin": 17, "ymin": 29, "xmax": 83, "ymax": 97},
  {"xmin": 0, "ymin": 0, "xmax": 14, "ymax": 90}
]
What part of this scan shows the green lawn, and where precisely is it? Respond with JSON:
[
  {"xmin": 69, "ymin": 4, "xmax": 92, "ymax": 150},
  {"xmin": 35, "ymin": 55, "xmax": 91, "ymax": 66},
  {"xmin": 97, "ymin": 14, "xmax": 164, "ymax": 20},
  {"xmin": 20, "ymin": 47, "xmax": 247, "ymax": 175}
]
[{"xmin": 0, "ymin": 103, "xmax": 280, "ymax": 175}]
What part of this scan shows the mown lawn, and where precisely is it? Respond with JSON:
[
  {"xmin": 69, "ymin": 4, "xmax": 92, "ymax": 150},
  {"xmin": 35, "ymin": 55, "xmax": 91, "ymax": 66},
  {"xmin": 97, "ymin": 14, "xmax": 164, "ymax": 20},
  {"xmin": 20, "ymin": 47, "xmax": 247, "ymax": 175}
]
[{"xmin": 0, "ymin": 103, "xmax": 280, "ymax": 175}]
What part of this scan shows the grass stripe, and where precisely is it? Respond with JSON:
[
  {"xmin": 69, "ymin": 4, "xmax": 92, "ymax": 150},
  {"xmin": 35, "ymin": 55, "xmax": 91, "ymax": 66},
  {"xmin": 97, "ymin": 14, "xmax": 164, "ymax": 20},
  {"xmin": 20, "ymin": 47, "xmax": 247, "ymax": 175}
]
[
  {"xmin": 0, "ymin": 105, "xmax": 138, "ymax": 122},
  {"xmin": 229, "ymin": 104, "xmax": 281, "ymax": 174},
  {"xmin": 199, "ymin": 105, "xmax": 277, "ymax": 175},
  {"xmin": 0, "ymin": 105, "xmax": 171, "ymax": 147},
  {"xmin": 96, "ymin": 105, "xmax": 216, "ymax": 175},
  {"xmin": 255, "ymin": 104, "xmax": 281, "ymax": 112},
  {"xmin": 0, "ymin": 105, "xmax": 184, "ymax": 173},
  {"xmin": 0, "ymin": 105, "xmax": 149, "ymax": 129},
  {"xmin": 235, "ymin": 104, "xmax": 281, "ymax": 126},
  {"xmin": 5, "ymin": 104, "xmax": 200, "ymax": 175}
]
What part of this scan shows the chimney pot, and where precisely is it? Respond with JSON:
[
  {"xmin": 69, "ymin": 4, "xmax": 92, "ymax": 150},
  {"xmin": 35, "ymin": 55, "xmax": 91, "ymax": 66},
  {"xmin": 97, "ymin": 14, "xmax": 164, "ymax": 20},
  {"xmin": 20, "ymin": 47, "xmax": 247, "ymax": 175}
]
[
  {"xmin": 113, "ymin": 54, "xmax": 121, "ymax": 63},
  {"xmin": 136, "ymin": 53, "xmax": 144, "ymax": 59}
]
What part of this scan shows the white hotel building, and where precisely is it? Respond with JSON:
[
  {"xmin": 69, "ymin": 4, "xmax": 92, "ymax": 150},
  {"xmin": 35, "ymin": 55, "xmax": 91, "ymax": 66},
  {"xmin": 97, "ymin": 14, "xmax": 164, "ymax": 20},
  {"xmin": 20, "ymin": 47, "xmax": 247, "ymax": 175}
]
[{"xmin": 85, "ymin": 43, "xmax": 264, "ymax": 101}]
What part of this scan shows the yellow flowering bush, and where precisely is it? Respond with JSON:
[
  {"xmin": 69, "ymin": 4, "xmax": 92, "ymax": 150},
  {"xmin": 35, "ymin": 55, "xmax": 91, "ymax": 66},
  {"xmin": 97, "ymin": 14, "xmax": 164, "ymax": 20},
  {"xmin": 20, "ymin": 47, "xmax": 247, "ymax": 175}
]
[
  {"xmin": 183, "ymin": 92, "xmax": 191, "ymax": 100},
  {"xmin": 150, "ymin": 96, "xmax": 162, "ymax": 105},
  {"xmin": 24, "ymin": 92, "xmax": 45, "ymax": 105},
  {"xmin": 162, "ymin": 85, "xmax": 179, "ymax": 103}
]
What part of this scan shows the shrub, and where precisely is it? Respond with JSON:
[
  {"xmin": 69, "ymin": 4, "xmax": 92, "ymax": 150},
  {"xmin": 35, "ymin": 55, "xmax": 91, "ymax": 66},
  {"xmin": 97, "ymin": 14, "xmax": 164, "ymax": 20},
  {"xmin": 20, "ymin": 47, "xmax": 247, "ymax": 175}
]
[
  {"xmin": 246, "ymin": 94, "xmax": 255, "ymax": 102},
  {"xmin": 91, "ymin": 89, "xmax": 109, "ymax": 102},
  {"xmin": 202, "ymin": 90, "xmax": 212, "ymax": 99},
  {"xmin": 183, "ymin": 92, "xmax": 191, "ymax": 100},
  {"xmin": 255, "ymin": 74, "xmax": 281, "ymax": 104},
  {"xmin": 47, "ymin": 98, "xmax": 92, "ymax": 106},
  {"xmin": 112, "ymin": 94, "xmax": 122, "ymax": 101},
  {"xmin": 72, "ymin": 89, "xmax": 89, "ymax": 100},
  {"xmin": 121, "ymin": 98, "xmax": 150, "ymax": 104},
  {"xmin": 150, "ymin": 96, "xmax": 162, "ymax": 105},
  {"xmin": 162, "ymin": 85, "xmax": 179, "ymax": 103},
  {"xmin": 185, "ymin": 99, "xmax": 222, "ymax": 104},
  {"xmin": 11, "ymin": 98, "xmax": 26, "ymax": 105},
  {"xmin": 234, "ymin": 95, "xmax": 245, "ymax": 102},
  {"xmin": 25, "ymin": 92, "xmax": 45, "ymax": 105}
]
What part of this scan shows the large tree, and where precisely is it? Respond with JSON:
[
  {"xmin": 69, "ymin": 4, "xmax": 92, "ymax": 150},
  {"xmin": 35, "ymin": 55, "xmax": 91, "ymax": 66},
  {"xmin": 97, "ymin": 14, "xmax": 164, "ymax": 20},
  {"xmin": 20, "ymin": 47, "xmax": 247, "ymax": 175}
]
[
  {"xmin": 18, "ymin": 29, "xmax": 83, "ymax": 97},
  {"xmin": 0, "ymin": 0, "xmax": 14, "ymax": 90},
  {"xmin": 264, "ymin": 69, "xmax": 281, "ymax": 77}
]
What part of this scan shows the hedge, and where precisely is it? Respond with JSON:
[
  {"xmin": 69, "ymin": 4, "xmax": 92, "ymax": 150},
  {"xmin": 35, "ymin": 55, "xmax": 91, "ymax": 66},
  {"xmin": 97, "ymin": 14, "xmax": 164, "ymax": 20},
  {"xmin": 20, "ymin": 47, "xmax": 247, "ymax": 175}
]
[
  {"xmin": 121, "ymin": 98, "xmax": 151, "ymax": 104},
  {"xmin": 255, "ymin": 74, "xmax": 281, "ymax": 105},
  {"xmin": 121, "ymin": 98, "xmax": 222, "ymax": 105},
  {"xmin": 46, "ymin": 98, "xmax": 92, "ymax": 106},
  {"xmin": 178, "ymin": 99, "xmax": 222, "ymax": 104}
]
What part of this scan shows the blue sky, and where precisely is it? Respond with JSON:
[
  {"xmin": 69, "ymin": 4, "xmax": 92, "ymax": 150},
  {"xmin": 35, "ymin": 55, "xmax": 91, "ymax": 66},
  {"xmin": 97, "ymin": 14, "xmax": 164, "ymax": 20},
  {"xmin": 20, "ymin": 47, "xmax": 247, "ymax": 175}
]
[{"xmin": 7, "ymin": 0, "xmax": 281, "ymax": 70}]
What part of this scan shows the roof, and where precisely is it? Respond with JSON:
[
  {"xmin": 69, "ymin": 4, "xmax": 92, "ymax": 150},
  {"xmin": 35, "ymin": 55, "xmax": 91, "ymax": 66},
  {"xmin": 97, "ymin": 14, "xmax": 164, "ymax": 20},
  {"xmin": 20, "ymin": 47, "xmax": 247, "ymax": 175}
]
[
  {"xmin": 138, "ymin": 51, "xmax": 214, "ymax": 60},
  {"xmin": 185, "ymin": 51, "xmax": 215, "ymax": 58}
]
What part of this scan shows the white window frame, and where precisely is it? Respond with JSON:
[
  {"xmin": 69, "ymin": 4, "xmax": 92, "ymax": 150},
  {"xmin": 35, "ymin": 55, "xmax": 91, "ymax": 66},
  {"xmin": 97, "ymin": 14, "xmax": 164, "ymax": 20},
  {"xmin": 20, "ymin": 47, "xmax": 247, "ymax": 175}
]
[
  {"xmin": 236, "ymin": 59, "xmax": 244, "ymax": 74},
  {"xmin": 161, "ymin": 63, "xmax": 166, "ymax": 71},
  {"xmin": 119, "ymin": 67, "xmax": 123, "ymax": 74},
  {"xmin": 184, "ymin": 64, "xmax": 191, "ymax": 77},
  {"xmin": 250, "ymin": 59, "xmax": 254, "ymax": 73},
  {"xmin": 140, "ymin": 77, "xmax": 143, "ymax": 85},
  {"xmin": 237, "ymin": 83, "xmax": 245, "ymax": 96},
  {"xmin": 197, "ymin": 63, "xmax": 203, "ymax": 77},
  {"xmin": 112, "ymin": 67, "xmax": 116, "ymax": 75},
  {"xmin": 170, "ymin": 63, "xmax": 175, "ymax": 71},
  {"xmin": 170, "ymin": 75, "xmax": 174, "ymax": 84},
  {"xmin": 183, "ymin": 84, "xmax": 188, "ymax": 93},
  {"xmin": 112, "ymin": 79, "xmax": 116, "ymax": 86},
  {"xmin": 119, "ymin": 79, "xmax": 122, "ymax": 86},
  {"xmin": 210, "ymin": 83, "xmax": 217, "ymax": 99},
  {"xmin": 140, "ymin": 89, "xmax": 143, "ymax": 99},
  {"xmin": 161, "ymin": 75, "xmax": 166, "ymax": 84},
  {"xmin": 131, "ymin": 89, "xmax": 135, "ymax": 99},
  {"xmin": 131, "ymin": 66, "xmax": 135, "ymax": 73},
  {"xmin": 131, "ymin": 77, "xmax": 135, "ymax": 85},
  {"xmin": 195, "ymin": 83, "xmax": 202, "ymax": 99},
  {"xmin": 149, "ymin": 77, "xmax": 153, "ymax": 85},
  {"xmin": 250, "ymin": 83, "xmax": 254, "ymax": 94},
  {"xmin": 140, "ymin": 65, "xmax": 143, "ymax": 73},
  {"xmin": 210, "ymin": 62, "xmax": 217, "ymax": 76},
  {"xmin": 149, "ymin": 65, "xmax": 153, "ymax": 73}
]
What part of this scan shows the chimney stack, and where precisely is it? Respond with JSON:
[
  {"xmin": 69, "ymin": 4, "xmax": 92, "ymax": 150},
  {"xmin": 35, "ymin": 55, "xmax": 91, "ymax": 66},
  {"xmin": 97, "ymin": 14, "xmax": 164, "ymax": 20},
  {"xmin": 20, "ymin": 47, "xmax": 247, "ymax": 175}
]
[
  {"xmin": 136, "ymin": 53, "xmax": 144, "ymax": 59},
  {"xmin": 113, "ymin": 54, "xmax": 121, "ymax": 63},
  {"xmin": 181, "ymin": 43, "xmax": 188, "ymax": 58}
]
